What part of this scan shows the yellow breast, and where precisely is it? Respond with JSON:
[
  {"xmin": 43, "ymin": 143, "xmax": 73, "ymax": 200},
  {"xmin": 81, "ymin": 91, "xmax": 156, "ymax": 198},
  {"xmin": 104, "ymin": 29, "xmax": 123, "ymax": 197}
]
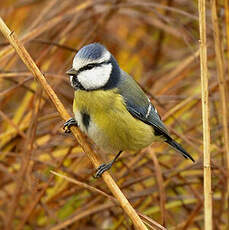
[{"xmin": 73, "ymin": 89, "xmax": 155, "ymax": 152}]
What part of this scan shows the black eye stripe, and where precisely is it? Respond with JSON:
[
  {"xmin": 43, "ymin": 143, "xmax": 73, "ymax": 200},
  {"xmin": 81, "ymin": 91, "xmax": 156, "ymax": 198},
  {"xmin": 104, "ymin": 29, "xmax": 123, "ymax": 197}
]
[
  {"xmin": 71, "ymin": 75, "xmax": 84, "ymax": 90},
  {"xmin": 78, "ymin": 60, "xmax": 111, "ymax": 73},
  {"xmin": 69, "ymin": 60, "xmax": 112, "ymax": 91}
]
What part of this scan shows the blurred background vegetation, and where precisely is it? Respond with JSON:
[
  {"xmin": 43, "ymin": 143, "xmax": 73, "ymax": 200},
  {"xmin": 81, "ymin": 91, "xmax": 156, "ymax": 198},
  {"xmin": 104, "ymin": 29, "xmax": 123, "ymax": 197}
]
[{"xmin": 0, "ymin": 0, "xmax": 228, "ymax": 229}]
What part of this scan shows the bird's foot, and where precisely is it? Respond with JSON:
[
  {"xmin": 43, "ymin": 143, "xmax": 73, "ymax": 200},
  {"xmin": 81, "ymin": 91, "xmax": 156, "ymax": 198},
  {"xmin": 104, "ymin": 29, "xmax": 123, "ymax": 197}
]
[
  {"xmin": 94, "ymin": 162, "xmax": 113, "ymax": 178},
  {"xmin": 63, "ymin": 118, "xmax": 78, "ymax": 133}
]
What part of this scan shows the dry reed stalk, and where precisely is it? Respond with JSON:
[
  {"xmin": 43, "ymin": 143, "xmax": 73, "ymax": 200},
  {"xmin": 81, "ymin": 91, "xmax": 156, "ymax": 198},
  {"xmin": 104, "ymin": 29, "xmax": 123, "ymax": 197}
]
[
  {"xmin": 153, "ymin": 49, "xmax": 200, "ymax": 95},
  {"xmin": 211, "ymin": 0, "xmax": 229, "ymax": 162},
  {"xmin": 0, "ymin": 110, "xmax": 26, "ymax": 139},
  {"xmin": 50, "ymin": 170, "xmax": 117, "ymax": 202},
  {"xmin": 0, "ymin": 17, "xmax": 147, "ymax": 230},
  {"xmin": 149, "ymin": 148, "xmax": 166, "ymax": 227},
  {"xmin": 49, "ymin": 202, "xmax": 117, "ymax": 230},
  {"xmin": 225, "ymin": 0, "xmax": 229, "ymax": 62},
  {"xmin": 16, "ymin": 147, "xmax": 75, "ymax": 230},
  {"xmin": 50, "ymin": 171, "xmax": 167, "ymax": 230},
  {"xmin": 4, "ymin": 90, "xmax": 41, "ymax": 230},
  {"xmin": 224, "ymin": 0, "xmax": 229, "ymax": 221},
  {"xmin": 198, "ymin": 0, "xmax": 212, "ymax": 229},
  {"xmin": 29, "ymin": 0, "xmax": 59, "ymax": 29},
  {"xmin": 211, "ymin": 0, "xmax": 229, "ymax": 223},
  {"xmin": 181, "ymin": 202, "xmax": 203, "ymax": 230},
  {"xmin": 0, "ymin": 1, "xmax": 91, "ymax": 60}
]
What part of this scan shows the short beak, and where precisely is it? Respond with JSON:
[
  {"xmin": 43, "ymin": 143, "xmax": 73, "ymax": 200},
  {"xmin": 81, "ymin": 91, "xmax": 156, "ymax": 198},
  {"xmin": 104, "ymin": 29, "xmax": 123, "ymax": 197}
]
[{"xmin": 66, "ymin": 68, "xmax": 77, "ymax": 75}]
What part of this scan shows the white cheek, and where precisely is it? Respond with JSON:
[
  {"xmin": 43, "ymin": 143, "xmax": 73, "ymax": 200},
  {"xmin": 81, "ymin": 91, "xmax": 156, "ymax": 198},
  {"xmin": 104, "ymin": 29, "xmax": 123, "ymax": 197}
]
[{"xmin": 77, "ymin": 63, "xmax": 112, "ymax": 90}]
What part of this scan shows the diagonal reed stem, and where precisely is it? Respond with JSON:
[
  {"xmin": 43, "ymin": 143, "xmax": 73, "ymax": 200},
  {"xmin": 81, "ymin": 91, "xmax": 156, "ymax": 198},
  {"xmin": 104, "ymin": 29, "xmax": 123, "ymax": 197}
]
[
  {"xmin": 0, "ymin": 17, "xmax": 147, "ymax": 230},
  {"xmin": 198, "ymin": 0, "xmax": 212, "ymax": 229}
]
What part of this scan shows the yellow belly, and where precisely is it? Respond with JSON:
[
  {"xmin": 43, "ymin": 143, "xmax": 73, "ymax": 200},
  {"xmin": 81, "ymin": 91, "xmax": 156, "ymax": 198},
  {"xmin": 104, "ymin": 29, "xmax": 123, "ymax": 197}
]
[{"xmin": 73, "ymin": 89, "xmax": 156, "ymax": 153}]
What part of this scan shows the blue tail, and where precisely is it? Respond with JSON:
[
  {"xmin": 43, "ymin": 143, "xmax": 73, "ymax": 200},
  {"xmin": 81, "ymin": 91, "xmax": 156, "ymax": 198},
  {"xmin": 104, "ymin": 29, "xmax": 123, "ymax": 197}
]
[{"xmin": 165, "ymin": 138, "xmax": 195, "ymax": 162}]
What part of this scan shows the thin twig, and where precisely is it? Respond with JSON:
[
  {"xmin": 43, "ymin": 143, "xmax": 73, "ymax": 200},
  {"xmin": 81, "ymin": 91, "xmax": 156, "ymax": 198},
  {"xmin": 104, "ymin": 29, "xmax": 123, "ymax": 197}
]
[{"xmin": 50, "ymin": 170, "xmax": 117, "ymax": 202}]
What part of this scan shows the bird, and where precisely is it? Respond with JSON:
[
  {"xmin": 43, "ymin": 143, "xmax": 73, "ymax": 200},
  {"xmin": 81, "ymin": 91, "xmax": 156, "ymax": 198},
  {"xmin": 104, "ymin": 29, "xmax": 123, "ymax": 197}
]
[{"xmin": 64, "ymin": 43, "xmax": 194, "ymax": 177}]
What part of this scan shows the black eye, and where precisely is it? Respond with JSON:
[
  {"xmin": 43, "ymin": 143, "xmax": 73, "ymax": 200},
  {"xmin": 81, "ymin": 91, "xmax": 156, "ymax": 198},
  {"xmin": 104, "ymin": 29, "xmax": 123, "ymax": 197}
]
[
  {"xmin": 85, "ymin": 63, "xmax": 96, "ymax": 70},
  {"xmin": 78, "ymin": 63, "xmax": 96, "ymax": 73}
]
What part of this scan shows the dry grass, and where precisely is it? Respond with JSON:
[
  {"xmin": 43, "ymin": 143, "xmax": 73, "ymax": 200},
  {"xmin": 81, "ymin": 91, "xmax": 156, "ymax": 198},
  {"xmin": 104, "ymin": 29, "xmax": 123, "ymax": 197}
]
[
  {"xmin": 0, "ymin": 16, "xmax": 148, "ymax": 230},
  {"xmin": 0, "ymin": 0, "xmax": 228, "ymax": 229}
]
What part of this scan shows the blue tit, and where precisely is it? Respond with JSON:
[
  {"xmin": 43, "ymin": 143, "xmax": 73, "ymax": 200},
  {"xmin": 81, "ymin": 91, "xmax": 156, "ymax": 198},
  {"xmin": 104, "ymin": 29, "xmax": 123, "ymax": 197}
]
[{"xmin": 64, "ymin": 43, "xmax": 194, "ymax": 177}]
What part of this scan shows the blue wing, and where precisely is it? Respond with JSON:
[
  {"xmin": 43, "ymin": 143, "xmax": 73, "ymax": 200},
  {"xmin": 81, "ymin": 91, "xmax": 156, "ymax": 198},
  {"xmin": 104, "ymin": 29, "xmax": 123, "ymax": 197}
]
[
  {"xmin": 117, "ymin": 70, "xmax": 194, "ymax": 162},
  {"xmin": 118, "ymin": 70, "xmax": 169, "ymax": 138}
]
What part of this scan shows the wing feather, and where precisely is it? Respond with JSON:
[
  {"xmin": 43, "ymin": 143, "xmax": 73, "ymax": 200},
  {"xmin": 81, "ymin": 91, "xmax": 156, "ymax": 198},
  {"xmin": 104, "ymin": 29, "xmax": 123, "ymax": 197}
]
[
  {"xmin": 118, "ymin": 70, "xmax": 169, "ymax": 138},
  {"xmin": 117, "ymin": 70, "xmax": 194, "ymax": 162}
]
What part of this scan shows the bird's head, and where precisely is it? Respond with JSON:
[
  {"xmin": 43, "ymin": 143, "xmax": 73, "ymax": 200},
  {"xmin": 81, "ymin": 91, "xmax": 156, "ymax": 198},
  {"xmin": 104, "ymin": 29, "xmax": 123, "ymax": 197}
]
[{"xmin": 66, "ymin": 43, "xmax": 120, "ymax": 91}]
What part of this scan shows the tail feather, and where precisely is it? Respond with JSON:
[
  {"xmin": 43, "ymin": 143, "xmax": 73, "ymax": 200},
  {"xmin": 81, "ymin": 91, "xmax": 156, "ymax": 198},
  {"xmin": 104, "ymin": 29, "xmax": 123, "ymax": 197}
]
[{"xmin": 165, "ymin": 138, "xmax": 195, "ymax": 162}]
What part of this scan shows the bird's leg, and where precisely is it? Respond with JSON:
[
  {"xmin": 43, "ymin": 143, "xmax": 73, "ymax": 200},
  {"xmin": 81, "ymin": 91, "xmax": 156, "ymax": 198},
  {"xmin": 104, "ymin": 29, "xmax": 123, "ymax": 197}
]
[
  {"xmin": 63, "ymin": 118, "xmax": 78, "ymax": 133},
  {"xmin": 95, "ymin": 151, "xmax": 123, "ymax": 178}
]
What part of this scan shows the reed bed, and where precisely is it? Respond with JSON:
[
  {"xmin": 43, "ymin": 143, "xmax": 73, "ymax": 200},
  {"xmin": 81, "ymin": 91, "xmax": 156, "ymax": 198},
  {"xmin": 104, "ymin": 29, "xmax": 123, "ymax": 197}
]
[{"xmin": 0, "ymin": 0, "xmax": 228, "ymax": 229}]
